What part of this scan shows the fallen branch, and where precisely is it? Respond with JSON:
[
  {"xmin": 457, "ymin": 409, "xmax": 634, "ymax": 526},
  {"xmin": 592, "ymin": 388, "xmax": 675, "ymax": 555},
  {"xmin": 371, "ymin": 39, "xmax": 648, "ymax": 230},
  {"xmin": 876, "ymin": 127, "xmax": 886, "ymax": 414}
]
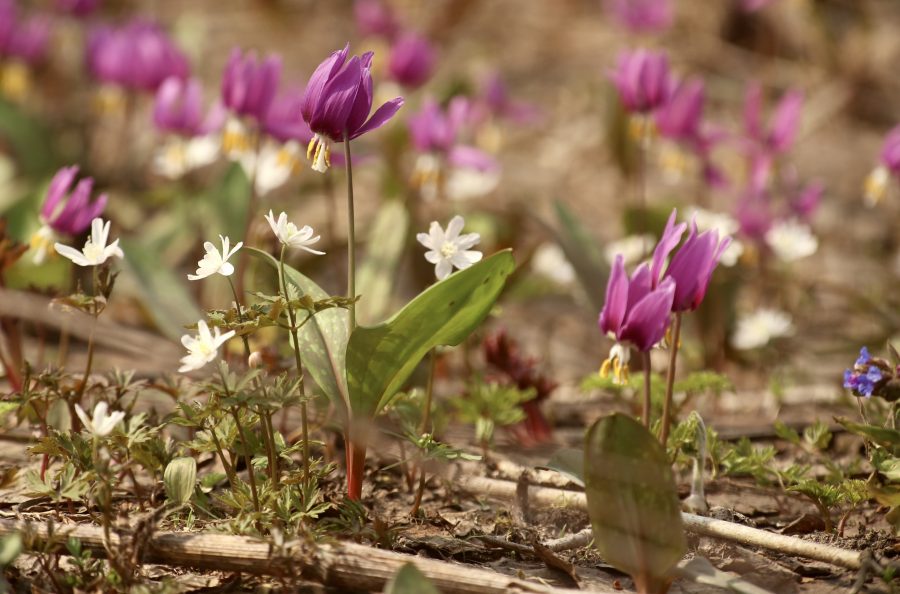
[
  {"xmin": 0, "ymin": 518, "xmax": 617, "ymax": 594},
  {"xmin": 457, "ymin": 475, "xmax": 867, "ymax": 570}
]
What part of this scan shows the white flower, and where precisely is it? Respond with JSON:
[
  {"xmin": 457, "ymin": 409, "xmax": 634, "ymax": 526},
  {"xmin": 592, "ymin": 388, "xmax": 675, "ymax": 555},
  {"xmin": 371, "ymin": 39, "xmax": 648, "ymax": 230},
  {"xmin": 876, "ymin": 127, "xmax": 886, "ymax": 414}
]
[
  {"xmin": 30, "ymin": 224, "xmax": 57, "ymax": 265},
  {"xmin": 187, "ymin": 235, "xmax": 243, "ymax": 281},
  {"xmin": 75, "ymin": 401, "xmax": 125, "ymax": 437},
  {"xmin": 178, "ymin": 320, "xmax": 235, "ymax": 373},
  {"xmin": 765, "ymin": 219, "xmax": 818, "ymax": 263},
  {"xmin": 731, "ymin": 308, "xmax": 793, "ymax": 350},
  {"xmin": 686, "ymin": 208, "xmax": 744, "ymax": 267},
  {"xmin": 153, "ymin": 135, "xmax": 220, "ymax": 180},
  {"xmin": 531, "ymin": 242, "xmax": 575, "ymax": 285},
  {"xmin": 224, "ymin": 119, "xmax": 299, "ymax": 196},
  {"xmin": 604, "ymin": 234, "xmax": 655, "ymax": 267},
  {"xmin": 264, "ymin": 210, "xmax": 325, "ymax": 254},
  {"xmin": 444, "ymin": 168, "xmax": 500, "ymax": 201},
  {"xmin": 416, "ymin": 215, "xmax": 483, "ymax": 280},
  {"xmin": 53, "ymin": 217, "xmax": 123, "ymax": 267},
  {"xmin": 864, "ymin": 165, "xmax": 889, "ymax": 207}
]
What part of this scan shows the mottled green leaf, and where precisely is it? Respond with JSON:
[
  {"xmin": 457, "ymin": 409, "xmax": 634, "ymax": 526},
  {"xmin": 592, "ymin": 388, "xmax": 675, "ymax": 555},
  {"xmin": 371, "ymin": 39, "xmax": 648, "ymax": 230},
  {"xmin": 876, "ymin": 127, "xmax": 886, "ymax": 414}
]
[
  {"xmin": 585, "ymin": 413, "xmax": 686, "ymax": 594},
  {"xmin": 357, "ymin": 200, "xmax": 408, "ymax": 325},
  {"xmin": 164, "ymin": 456, "xmax": 197, "ymax": 505},
  {"xmin": 347, "ymin": 250, "xmax": 514, "ymax": 418},
  {"xmin": 552, "ymin": 200, "xmax": 607, "ymax": 311},
  {"xmin": 542, "ymin": 447, "xmax": 585, "ymax": 487},
  {"xmin": 383, "ymin": 562, "xmax": 439, "ymax": 594}
]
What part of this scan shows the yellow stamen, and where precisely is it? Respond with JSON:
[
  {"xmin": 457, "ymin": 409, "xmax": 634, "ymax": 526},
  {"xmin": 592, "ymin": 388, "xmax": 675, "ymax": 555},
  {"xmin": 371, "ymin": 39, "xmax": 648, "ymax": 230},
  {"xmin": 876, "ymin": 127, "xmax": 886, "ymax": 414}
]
[
  {"xmin": 306, "ymin": 134, "xmax": 331, "ymax": 173},
  {"xmin": 599, "ymin": 352, "xmax": 630, "ymax": 386},
  {"xmin": 864, "ymin": 166, "xmax": 889, "ymax": 207},
  {"xmin": 92, "ymin": 85, "xmax": 127, "ymax": 117},
  {"xmin": 658, "ymin": 143, "xmax": 690, "ymax": 184},
  {"xmin": 628, "ymin": 115, "xmax": 657, "ymax": 146},
  {"xmin": 0, "ymin": 61, "xmax": 30, "ymax": 103}
]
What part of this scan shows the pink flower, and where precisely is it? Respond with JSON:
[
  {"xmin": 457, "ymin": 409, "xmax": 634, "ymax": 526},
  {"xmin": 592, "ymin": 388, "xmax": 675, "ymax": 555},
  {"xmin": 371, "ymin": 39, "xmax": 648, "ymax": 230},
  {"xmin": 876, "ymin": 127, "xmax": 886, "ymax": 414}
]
[{"xmin": 610, "ymin": 49, "xmax": 675, "ymax": 114}]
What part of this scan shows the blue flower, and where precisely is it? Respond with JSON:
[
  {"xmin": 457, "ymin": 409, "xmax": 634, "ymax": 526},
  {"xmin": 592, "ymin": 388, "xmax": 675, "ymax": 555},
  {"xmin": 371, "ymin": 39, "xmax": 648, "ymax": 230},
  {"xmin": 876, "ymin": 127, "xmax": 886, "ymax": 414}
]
[{"xmin": 844, "ymin": 347, "xmax": 883, "ymax": 398}]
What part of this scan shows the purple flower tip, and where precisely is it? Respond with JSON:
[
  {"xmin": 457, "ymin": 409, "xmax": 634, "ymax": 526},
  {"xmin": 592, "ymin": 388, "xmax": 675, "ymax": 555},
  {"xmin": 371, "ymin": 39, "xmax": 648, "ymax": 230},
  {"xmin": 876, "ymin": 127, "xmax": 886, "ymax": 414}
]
[
  {"xmin": 610, "ymin": 48, "xmax": 675, "ymax": 114},
  {"xmin": 221, "ymin": 47, "xmax": 282, "ymax": 123},
  {"xmin": 40, "ymin": 166, "xmax": 107, "ymax": 236},
  {"xmin": 87, "ymin": 20, "xmax": 189, "ymax": 92}
]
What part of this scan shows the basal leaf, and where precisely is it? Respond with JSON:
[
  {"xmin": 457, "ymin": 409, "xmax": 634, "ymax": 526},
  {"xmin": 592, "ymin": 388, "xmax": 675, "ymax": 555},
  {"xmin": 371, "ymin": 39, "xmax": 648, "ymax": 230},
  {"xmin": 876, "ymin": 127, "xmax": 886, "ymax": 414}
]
[
  {"xmin": 247, "ymin": 247, "xmax": 350, "ymax": 418},
  {"xmin": 585, "ymin": 413, "xmax": 686, "ymax": 594},
  {"xmin": 347, "ymin": 250, "xmax": 515, "ymax": 418},
  {"xmin": 163, "ymin": 457, "xmax": 197, "ymax": 505},
  {"xmin": 356, "ymin": 200, "xmax": 408, "ymax": 325},
  {"xmin": 553, "ymin": 200, "xmax": 607, "ymax": 311},
  {"xmin": 541, "ymin": 447, "xmax": 585, "ymax": 487},
  {"xmin": 383, "ymin": 562, "xmax": 439, "ymax": 594},
  {"xmin": 675, "ymin": 557, "xmax": 773, "ymax": 594},
  {"xmin": 838, "ymin": 418, "xmax": 900, "ymax": 456}
]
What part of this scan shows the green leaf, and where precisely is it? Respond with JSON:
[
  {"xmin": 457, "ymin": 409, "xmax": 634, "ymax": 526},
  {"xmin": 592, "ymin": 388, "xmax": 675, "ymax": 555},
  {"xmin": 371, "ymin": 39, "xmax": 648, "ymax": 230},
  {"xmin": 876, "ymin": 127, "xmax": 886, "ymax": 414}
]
[
  {"xmin": 0, "ymin": 99, "xmax": 57, "ymax": 179},
  {"xmin": 838, "ymin": 418, "xmax": 900, "ymax": 455},
  {"xmin": 383, "ymin": 562, "xmax": 439, "ymax": 594},
  {"xmin": 584, "ymin": 413, "xmax": 686, "ymax": 594},
  {"xmin": 247, "ymin": 247, "xmax": 350, "ymax": 418},
  {"xmin": 347, "ymin": 250, "xmax": 515, "ymax": 418},
  {"xmin": 552, "ymin": 200, "xmax": 607, "ymax": 311},
  {"xmin": 0, "ymin": 534, "xmax": 21, "ymax": 567},
  {"xmin": 541, "ymin": 447, "xmax": 585, "ymax": 487},
  {"xmin": 164, "ymin": 457, "xmax": 197, "ymax": 505},
  {"xmin": 357, "ymin": 200, "xmax": 409, "ymax": 325},
  {"xmin": 204, "ymin": 163, "xmax": 250, "ymax": 242}
]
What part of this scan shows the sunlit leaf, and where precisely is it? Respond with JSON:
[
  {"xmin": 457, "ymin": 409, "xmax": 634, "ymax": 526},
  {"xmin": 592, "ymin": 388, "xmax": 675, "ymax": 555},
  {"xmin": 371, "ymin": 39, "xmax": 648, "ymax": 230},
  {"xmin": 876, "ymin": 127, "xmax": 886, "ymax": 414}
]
[
  {"xmin": 357, "ymin": 200, "xmax": 408, "ymax": 325},
  {"xmin": 542, "ymin": 447, "xmax": 585, "ymax": 487},
  {"xmin": 347, "ymin": 250, "xmax": 515, "ymax": 418},
  {"xmin": 383, "ymin": 562, "xmax": 439, "ymax": 594},
  {"xmin": 164, "ymin": 456, "xmax": 197, "ymax": 505},
  {"xmin": 838, "ymin": 418, "xmax": 900, "ymax": 456},
  {"xmin": 585, "ymin": 413, "xmax": 686, "ymax": 594}
]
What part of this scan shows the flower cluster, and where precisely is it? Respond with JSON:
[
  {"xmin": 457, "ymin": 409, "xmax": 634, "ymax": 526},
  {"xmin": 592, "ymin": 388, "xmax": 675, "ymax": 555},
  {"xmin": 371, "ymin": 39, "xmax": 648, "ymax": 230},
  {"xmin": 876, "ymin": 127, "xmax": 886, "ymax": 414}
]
[
  {"xmin": 843, "ymin": 347, "xmax": 889, "ymax": 399},
  {"xmin": 31, "ymin": 166, "xmax": 107, "ymax": 264}
]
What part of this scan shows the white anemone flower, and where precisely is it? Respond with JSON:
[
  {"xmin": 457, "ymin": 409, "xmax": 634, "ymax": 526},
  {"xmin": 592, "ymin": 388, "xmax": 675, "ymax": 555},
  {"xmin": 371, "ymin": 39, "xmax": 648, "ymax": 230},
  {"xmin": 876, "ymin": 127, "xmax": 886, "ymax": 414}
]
[
  {"xmin": 731, "ymin": 308, "xmax": 793, "ymax": 350},
  {"xmin": 75, "ymin": 401, "xmax": 125, "ymax": 437},
  {"xmin": 178, "ymin": 320, "xmax": 235, "ymax": 373},
  {"xmin": 187, "ymin": 235, "xmax": 243, "ymax": 281},
  {"xmin": 153, "ymin": 135, "xmax": 220, "ymax": 180},
  {"xmin": 765, "ymin": 219, "xmax": 818, "ymax": 263},
  {"xmin": 531, "ymin": 242, "xmax": 575, "ymax": 285},
  {"xmin": 53, "ymin": 217, "xmax": 123, "ymax": 267},
  {"xmin": 264, "ymin": 210, "xmax": 325, "ymax": 254},
  {"xmin": 417, "ymin": 215, "xmax": 483, "ymax": 281}
]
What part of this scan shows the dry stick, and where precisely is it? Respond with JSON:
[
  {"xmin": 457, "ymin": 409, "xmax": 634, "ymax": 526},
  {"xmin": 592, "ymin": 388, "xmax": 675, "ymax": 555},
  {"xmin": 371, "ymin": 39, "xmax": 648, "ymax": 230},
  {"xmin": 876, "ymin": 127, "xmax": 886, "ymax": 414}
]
[
  {"xmin": 457, "ymin": 476, "xmax": 866, "ymax": 571},
  {"xmin": 0, "ymin": 519, "xmax": 615, "ymax": 594},
  {"xmin": 660, "ymin": 312, "xmax": 683, "ymax": 445}
]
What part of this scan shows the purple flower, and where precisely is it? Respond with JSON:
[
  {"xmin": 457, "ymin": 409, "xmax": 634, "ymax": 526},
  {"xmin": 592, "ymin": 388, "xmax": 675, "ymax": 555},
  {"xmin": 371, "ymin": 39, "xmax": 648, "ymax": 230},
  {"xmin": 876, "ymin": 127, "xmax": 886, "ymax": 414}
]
[
  {"xmin": 56, "ymin": 0, "xmax": 100, "ymax": 17},
  {"xmin": 87, "ymin": 20, "xmax": 189, "ymax": 92},
  {"xmin": 387, "ymin": 32, "xmax": 436, "ymax": 90},
  {"xmin": 844, "ymin": 347, "xmax": 884, "ymax": 398},
  {"xmin": 656, "ymin": 78, "xmax": 704, "ymax": 142},
  {"xmin": 221, "ymin": 47, "xmax": 282, "ymax": 122},
  {"xmin": 650, "ymin": 209, "xmax": 687, "ymax": 285},
  {"xmin": 735, "ymin": 189, "xmax": 773, "ymax": 240},
  {"xmin": 605, "ymin": 0, "xmax": 673, "ymax": 34},
  {"xmin": 742, "ymin": 83, "xmax": 803, "ymax": 186},
  {"xmin": 40, "ymin": 166, "xmax": 107, "ymax": 236},
  {"xmin": 472, "ymin": 72, "xmax": 540, "ymax": 125},
  {"xmin": 354, "ymin": 0, "xmax": 400, "ymax": 40},
  {"xmin": 879, "ymin": 125, "xmax": 900, "ymax": 174},
  {"xmin": 609, "ymin": 49, "xmax": 675, "ymax": 114},
  {"xmin": 154, "ymin": 77, "xmax": 225, "ymax": 137},
  {"xmin": 0, "ymin": 1, "xmax": 15, "ymax": 51},
  {"xmin": 789, "ymin": 181, "xmax": 822, "ymax": 221},
  {"xmin": 300, "ymin": 44, "xmax": 404, "ymax": 172},
  {"xmin": 4, "ymin": 14, "xmax": 51, "ymax": 65},
  {"xmin": 408, "ymin": 97, "xmax": 467, "ymax": 154},
  {"xmin": 262, "ymin": 87, "xmax": 313, "ymax": 145},
  {"xmin": 663, "ymin": 220, "xmax": 731, "ymax": 312},
  {"xmin": 599, "ymin": 255, "xmax": 675, "ymax": 352}
]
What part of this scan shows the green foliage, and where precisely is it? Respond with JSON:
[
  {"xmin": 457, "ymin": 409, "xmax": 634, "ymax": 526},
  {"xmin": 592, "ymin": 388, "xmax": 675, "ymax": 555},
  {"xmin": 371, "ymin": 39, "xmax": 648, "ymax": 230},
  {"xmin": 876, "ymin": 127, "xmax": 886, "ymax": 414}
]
[
  {"xmin": 163, "ymin": 457, "xmax": 197, "ymax": 506},
  {"xmin": 384, "ymin": 563, "xmax": 439, "ymax": 594},
  {"xmin": 552, "ymin": 199, "xmax": 608, "ymax": 311},
  {"xmin": 347, "ymin": 250, "xmax": 515, "ymax": 419},
  {"xmin": 453, "ymin": 380, "xmax": 532, "ymax": 452},
  {"xmin": 543, "ymin": 447, "xmax": 585, "ymax": 487},
  {"xmin": 584, "ymin": 413, "xmax": 686, "ymax": 594},
  {"xmin": 357, "ymin": 200, "xmax": 409, "ymax": 325}
]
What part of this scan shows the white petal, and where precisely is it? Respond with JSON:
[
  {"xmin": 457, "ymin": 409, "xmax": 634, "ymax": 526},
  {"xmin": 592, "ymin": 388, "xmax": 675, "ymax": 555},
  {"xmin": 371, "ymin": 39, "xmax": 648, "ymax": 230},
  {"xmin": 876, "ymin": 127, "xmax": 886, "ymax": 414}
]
[
  {"xmin": 424, "ymin": 251, "xmax": 442, "ymax": 264},
  {"xmin": 435, "ymin": 259, "xmax": 452, "ymax": 280},
  {"xmin": 445, "ymin": 215, "xmax": 465, "ymax": 240}
]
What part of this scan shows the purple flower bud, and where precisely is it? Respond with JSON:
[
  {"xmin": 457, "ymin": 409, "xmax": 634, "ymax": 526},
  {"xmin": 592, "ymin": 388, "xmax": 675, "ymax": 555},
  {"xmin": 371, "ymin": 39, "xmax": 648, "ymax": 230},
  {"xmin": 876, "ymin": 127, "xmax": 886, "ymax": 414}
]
[
  {"xmin": 40, "ymin": 166, "xmax": 107, "ymax": 236},
  {"xmin": 663, "ymin": 221, "xmax": 731, "ymax": 312},
  {"xmin": 656, "ymin": 78, "xmax": 704, "ymax": 142},
  {"xmin": 354, "ymin": 0, "xmax": 400, "ymax": 40},
  {"xmin": 154, "ymin": 76, "xmax": 225, "ymax": 137},
  {"xmin": 301, "ymin": 44, "xmax": 403, "ymax": 171},
  {"xmin": 387, "ymin": 32, "xmax": 436, "ymax": 90},
  {"xmin": 221, "ymin": 47, "xmax": 282, "ymax": 122},
  {"xmin": 650, "ymin": 209, "xmax": 687, "ymax": 286},
  {"xmin": 599, "ymin": 256, "xmax": 675, "ymax": 352},
  {"xmin": 610, "ymin": 49, "xmax": 675, "ymax": 114},
  {"xmin": 408, "ymin": 97, "xmax": 467, "ymax": 154},
  {"xmin": 87, "ymin": 20, "xmax": 189, "ymax": 92},
  {"xmin": 56, "ymin": 0, "xmax": 101, "ymax": 17},
  {"xmin": 605, "ymin": 0, "xmax": 673, "ymax": 34},
  {"xmin": 743, "ymin": 82, "xmax": 803, "ymax": 156},
  {"xmin": 880, "ymin": 125, "xmax": 900, "ymax": 174},
  {"xmin": 4, "ymin": 13, "xmax": 51, "ymax": 65}
]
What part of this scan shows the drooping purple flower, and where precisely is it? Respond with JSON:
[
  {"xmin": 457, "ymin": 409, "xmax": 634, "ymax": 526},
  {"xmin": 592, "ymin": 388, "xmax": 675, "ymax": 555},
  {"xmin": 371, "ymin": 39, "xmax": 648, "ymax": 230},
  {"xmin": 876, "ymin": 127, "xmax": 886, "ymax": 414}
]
[
  {"xmin": 742, "ymin": 83, "xmax": 803, "ymax": 186},
  {"xmin": 387, "ymin": 32, "xmax": 436, "ymax": 90},
  {"xmin": 663, "ymin": 220, "xmax": 731, "ymax": 312},
  {"xmin": 56, "ymin": 0, "xmax": 101, "ymax": 17},
  {"xmin": 301, "ymin": 43, "xmax": 404, "ymax": 172},
  {"xmin": 40, "ymin": 166, "xmax": 107, "ymax": 236},
  {"xmin": 735, "ymin": 188, "xmax": 773, "ymax": 240},
  {"xmin": 599, "ymin": 255, "xmax": 675, "ymax": 352},
  {"xmin": 154, "ymin": 76, "xmax": 225, "ymax": 137},
  {"xmin": 605, "ymin": 0, "xmax": 673, "ymax": 34},
  {"xmin": 650, "ymin": 209, "xmax": 687, "ymax": 286},
  {"xmin": 656, "ymin": 78, "xmax": 704, "ymax": 142},
  {"xmin": 87, "ymin": 20, "xmax": 189, "ymax": 92},
  {"xmin": 843, "ymin": 347, "xmax": 885, "ymax": 399},
  {"xmin": 221, "ymin": 47, "xmax": 282, "ymax": 122},
  {"xmin": 609, "ymin": 49, "xmax": 675, "ymax": 114},
  {"xmin": 354, "ymin": 0, "xmax": 400, "ymax": 40}
]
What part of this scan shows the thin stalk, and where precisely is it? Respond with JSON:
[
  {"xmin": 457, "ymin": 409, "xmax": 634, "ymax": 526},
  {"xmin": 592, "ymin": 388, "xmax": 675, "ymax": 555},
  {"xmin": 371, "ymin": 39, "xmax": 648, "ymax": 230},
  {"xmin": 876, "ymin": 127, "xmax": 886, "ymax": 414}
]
[
  {"xmin": 227, "ymin": 277, "xmax": 252, "ymax": 360},
  {"xmin": 279, "ymin": 246, "xmax": 310, "ymax": 484},
  {"xmin": 642, "ymin": 350, "xmax": 652, "ymax": 428},
  {"xmin": 206, "ymin": 420, "xmax": 237, "ymax": 489},
  {"xmin": 229, "ymin": 406, "xmax": 260, "ymax": 514},
  {"xmin": 660, "ymin": 312, "xmax": 683, "ymax": 445},
  {"xmin": 343, "ymin": 133, "xmax": 357, "ymax": 331},
  {"xmin": 74, "ymin": 267, "xmax": 101, "ymax": 414},
  {"xmin": 411, "ymin": 350, "xmax": 438, "ymax": 516},
  {"xmin": 263, "ymin": 412, "xmax": 279, "ymax": 485}
]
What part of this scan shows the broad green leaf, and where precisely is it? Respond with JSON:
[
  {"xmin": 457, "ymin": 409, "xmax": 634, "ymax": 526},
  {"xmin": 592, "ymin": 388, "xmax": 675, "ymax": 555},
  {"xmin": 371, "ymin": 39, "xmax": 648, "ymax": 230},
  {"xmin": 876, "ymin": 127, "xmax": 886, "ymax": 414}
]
[
  {"xmin": 838, "ymin": 418, "xmax": 900, "ymax": 455},
  {"xmin": 356, "ymin": 200, "xmax": 408, "ymax": 325},
  {"xmin": 552, "ymin": 200, "xmax": 607, "ymax": 311},
  {"xmin": 347, "ymin": 250, "xmax": 515, "ymax": 418},
  {"xmin": 542, "ymin": 447, "xmax": 585, "ymax": 487},
  {"xmin": 164, "ymin": 457, "xmax": 197, "ymax": 505},
  {"xmin": 0, "ymin": 534, "xmax": 21, "ymax": 567},
  {"xmin": 585, "ymin": 413, "xmax": 686, "ymax": 594},
  {"xmin": 383, "ymin": 562, "xmax": 439, "ymax": 594},
  {"xmin": 203, "ymin": 163, "xmax": 250, "ymax": 243},
  {"xmin": 247, "ymin": 247, "xmax": 350, "ymax": 417},
  {"xmin": 675, "ymin": 557, "xmax": 773, "ymax": 594}
]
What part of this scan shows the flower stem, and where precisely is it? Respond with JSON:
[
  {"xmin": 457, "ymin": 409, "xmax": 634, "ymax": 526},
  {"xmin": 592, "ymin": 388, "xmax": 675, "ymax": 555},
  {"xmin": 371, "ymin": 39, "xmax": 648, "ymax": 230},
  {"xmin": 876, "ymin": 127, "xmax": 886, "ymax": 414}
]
[
  {"xmin": 75, "ymin": 267, "xmax": 101, "ymax": 410},
  {"xmin": 411, "ymin": 349, "xmax": 438, "ymax": 516},
  {"xmin": 230, "ymin": 405, "xmax": 260, "ymax": 514},
  {"xmin": 660, "ymin": 312, "xmax": 682, "ymax": 445},
  {"xmin": 227, "ymin": 277, "xmax": 252, "ymax": 360},
  {"xmin": 343, "ymin": 133, "xmax": 357, "ymax": 331},
  {"xmin": 205, "ymin": 417, "xmax": 237, "ymax": 490},
  {"xmin": 642, "ymin": 350, "xmax": 652, "ymax": 428},
  {"xmin": 279, "ymin": 245, "xmax": 310, "ymax": 484}
]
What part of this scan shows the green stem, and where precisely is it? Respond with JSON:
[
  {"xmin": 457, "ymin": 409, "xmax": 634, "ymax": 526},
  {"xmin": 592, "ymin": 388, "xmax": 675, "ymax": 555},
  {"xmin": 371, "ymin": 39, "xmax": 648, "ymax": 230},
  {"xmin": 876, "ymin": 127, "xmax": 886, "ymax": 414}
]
[
  {"xmin": 660, "ymin": 312, "xmax": 682, "ymax": 446},
  {"xmin": 229, "ymin": 405, "xmax": 260, "ymax": 514},
  {"xmin": 279, "ymin": 245, "xmax": 310, "ymax": 484},
  {"xmin": 411, "ymin": 349, "xmax": 438, "ymax": 516},
  {"xmin": 343, "ymin": 133, "xmax": 356, "ymax": 331},
  {"xmin": 74, "ymin": 267, "xmax": 101, "ymax": 417},
  {"xmin": 264, "ymin": 411, "xmax": 279, "ymax": 485},
  {"xmin": 642, "ymin": 350, "xmax": 652, "ymax": 428},
  {"xmin": 206, "ymin": 418, "xmax": 237, "ymax": 490},
  {"xmin": 227, "ymin": 277, "xmax": 252, "ymax": 360},
  {"xmin": 235, "ymin": 131, "xmax": 261, "ymax": 301}
]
